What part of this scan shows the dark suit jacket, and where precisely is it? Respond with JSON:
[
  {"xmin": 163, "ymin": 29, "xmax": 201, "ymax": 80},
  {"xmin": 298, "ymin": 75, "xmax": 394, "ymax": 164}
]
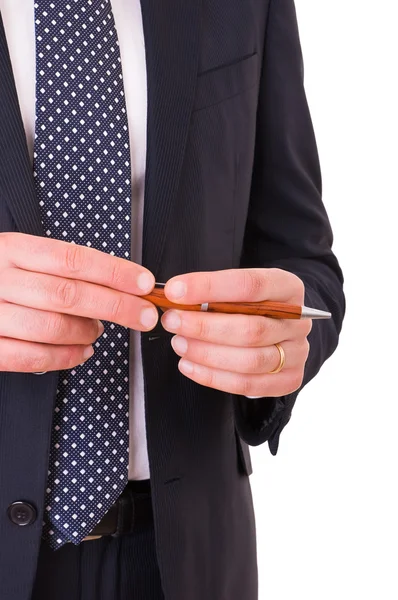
[{"xmin": 0, "ymin": 1, "xmax": 345, "ymax": 598}]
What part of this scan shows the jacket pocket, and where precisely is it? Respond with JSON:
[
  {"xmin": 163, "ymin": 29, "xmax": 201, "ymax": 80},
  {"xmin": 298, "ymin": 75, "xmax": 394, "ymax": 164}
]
[{"xmin": 193, "ymin": 52, "xmax": 258, "ymax": 112}]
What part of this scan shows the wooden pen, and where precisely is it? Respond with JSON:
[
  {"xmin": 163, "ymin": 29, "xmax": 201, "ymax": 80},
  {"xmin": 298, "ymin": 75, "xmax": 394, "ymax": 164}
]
[{"xmin": 141, "ymin": 283, "xmax": 331, "ymax": 320}]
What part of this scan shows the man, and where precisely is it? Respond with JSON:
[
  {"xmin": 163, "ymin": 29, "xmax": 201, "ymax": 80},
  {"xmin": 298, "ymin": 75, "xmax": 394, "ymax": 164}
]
[{"xmin": 0, "ymin": 0, "xmax": 345, "ymax": 599}]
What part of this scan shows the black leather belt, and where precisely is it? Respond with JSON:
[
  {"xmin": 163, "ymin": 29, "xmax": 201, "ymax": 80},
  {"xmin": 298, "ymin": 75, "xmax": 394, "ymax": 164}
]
[{"xmin": 83, "ymin": 479, "xmax": 153, "ymax": 542}]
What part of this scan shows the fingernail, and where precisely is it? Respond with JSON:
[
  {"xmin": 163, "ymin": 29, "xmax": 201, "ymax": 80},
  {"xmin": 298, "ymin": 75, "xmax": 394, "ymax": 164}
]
[
  {"xmin": 162, "ymin": 311, "xmax": 181, "ymax": 330},
  {"xmin": 179, "ymin": 359, "xmax": 194, "ymax": 374},
  {"xmin": 171, "ymin": 335, "xmax": 188, "ymax": 355},
  {"xmin": 168, "ymin": 280, "xmax": 187, "ymax": 299},
  {"xmin": 97, "ymin": 320, "xmax": 104, "ymax": 336},
  {"xmin": 140, "ymin": 307, "xmax": 158, "ymax": 329},
  {"xmin": 137, "ymin": 272, "xmax": 155, "ymax": 292},
  {"xmin": 83, "ymin": 345, "xmax": 94, "ymax": 359}
]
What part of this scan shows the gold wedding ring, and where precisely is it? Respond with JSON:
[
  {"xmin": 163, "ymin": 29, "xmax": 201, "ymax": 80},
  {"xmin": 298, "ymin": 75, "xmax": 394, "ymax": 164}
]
[{"xmin": 268, "ymin": 343, "xmax": 285, "ymax": 374}]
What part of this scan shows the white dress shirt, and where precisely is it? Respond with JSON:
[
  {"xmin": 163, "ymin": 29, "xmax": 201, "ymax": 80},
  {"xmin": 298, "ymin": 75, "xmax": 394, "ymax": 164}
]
[{"xmin": 0, "ymin": 0, "xmax": 150, "ymax": 480}]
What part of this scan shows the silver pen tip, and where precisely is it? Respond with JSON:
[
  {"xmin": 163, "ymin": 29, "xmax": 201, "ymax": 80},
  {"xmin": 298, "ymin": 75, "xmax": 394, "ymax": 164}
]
[{"xmin": 301, "ymin": 306, "xmax": 332, "ymax": 320}]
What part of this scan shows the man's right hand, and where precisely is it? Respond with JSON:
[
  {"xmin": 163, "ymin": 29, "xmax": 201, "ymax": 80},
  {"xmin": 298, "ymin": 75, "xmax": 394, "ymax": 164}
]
[{"xmin": 0, "ymin": 232, "xmax": 159, "ymax": 373}]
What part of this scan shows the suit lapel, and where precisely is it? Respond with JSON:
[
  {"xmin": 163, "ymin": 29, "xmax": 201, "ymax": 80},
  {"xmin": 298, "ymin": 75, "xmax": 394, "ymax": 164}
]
[
  {"xmin": 139, "ymin": 0, "xmax": 202, "ymax": 276},
  {"xmin": 0, "ymin": 15, "xmax": 44, "ymax": 236}
]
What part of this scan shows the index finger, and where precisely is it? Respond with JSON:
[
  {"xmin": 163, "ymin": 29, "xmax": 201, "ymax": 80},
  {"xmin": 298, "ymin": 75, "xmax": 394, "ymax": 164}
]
[
  {"xmin": 164, "ymin": 268, "xmax": 304, "ymax": 304},
  {"xmin": 5, "ymin": 233, "xmax": 155, "ymax": 295}
]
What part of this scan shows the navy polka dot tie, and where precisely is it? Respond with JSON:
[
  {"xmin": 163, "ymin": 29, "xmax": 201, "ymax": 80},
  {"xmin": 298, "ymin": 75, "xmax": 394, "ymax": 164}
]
[{"xmin": 33, "ymin": 0, "xmax": 131, "ymax": 548}]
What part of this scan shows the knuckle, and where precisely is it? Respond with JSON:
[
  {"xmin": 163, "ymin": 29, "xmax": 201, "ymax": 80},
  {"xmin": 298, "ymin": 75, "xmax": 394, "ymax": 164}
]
[
  {"xmin": 199, "ymin": 344, "xmax": 211, "ymax": 366},
  {"xmin": 53, "ymin": 279, "xmax": 78, "ymax": 309},
  {"xmin": 216, "ymin": 349, "xmax": 230, "ymax": 371},
  {"xmin": 88, "ymin": 319, "xmax": 101, "ymax": 343},
  {"xmin": 108, "ymin": 260, "xmax": 124, "ymax": 289},
  {"xmin": 44, "ymin": 314, "xmax": 67, "ymax": 342},
  {"xmin": 246, "ymin": 350, "xmax": 268, "ymax": 373},
  {"xmin": 293, "ymin": 370, "xmax": 304, "ymax": 389},
  {"xmin": 195, "ymin": 317, "xmax": 210, "ymax": 340},
  {"xmin": 244, "ymin": 317, "xmax": 267, "ymax": 346},
  {"xmin": 293, "ymin": 319, "xmax": 312, "ymax": 340},
  {"xmin": 302, "ymin": 339, "xmax": 310, "ymax": 362},
  {"xmin": 240, "ymin": 376, "xmax": 255, "ymax": 397},
  {"xmin": 307, "ymin": 319, "xmax": 313, "ymax": 335},
  {"xmin": 15, "ymin": 308, "xmax": 33, "ymax": 337},
  {"xmin": 242, "ymin": 270, "xmax": 264, "ymax": 299},
  {"xmin": 293, "ymin": 275, "xmax": 305, "ymax": 300},
  {"xmin": 63, "ymin": 346, "xmax": 81, "ymax": 369},
  {"xmin": 302, "ymin": 318, "xmax": 313, "ymax": 337},
  {"xmin": 202, "ymin": 368, "xmax": 216, "ymax": 389},
  {"xmin": 34, "ymin": 354, "xmax": 51, "ymax": 373},
  {"xmin": 0, "ymin": 339, "xmax": 54, "ymax": 373},
  {"xmin": 107, "ymin": 294, "xmax": 123, "ymax": 321},
  {"xmin": 266, "ymin": 269, "xmax": 282, "ymax": 295},
  {"xmin": 297, "ymin": 278, "xmax": 305, "ymax": 297},
  {"xmin": 284, "ymin": 371, "xmax": 304, "ymax": 395},
  {"xmin": 202, "ymin": 273, "xmax": 213, "ymax": 295},
  {"xmin": 23, "ymin": 350, "xmax": 49, "ymax": 373},
  {"xmin": 64, "ymin": 243, "xmax": 85, "ymax": 274}
]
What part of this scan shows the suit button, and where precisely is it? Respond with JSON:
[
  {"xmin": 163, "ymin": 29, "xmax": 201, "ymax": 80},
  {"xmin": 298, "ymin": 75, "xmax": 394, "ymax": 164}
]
[{"xmin": 7, "ymin": 502, "xmax": 37, "ymax": 526}]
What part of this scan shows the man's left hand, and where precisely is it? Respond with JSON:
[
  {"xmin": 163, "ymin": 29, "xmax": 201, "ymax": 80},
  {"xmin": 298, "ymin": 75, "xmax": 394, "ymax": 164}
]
[{"xmin": 161, "ymin": 269, "xmax": 312, "ymax": 398}]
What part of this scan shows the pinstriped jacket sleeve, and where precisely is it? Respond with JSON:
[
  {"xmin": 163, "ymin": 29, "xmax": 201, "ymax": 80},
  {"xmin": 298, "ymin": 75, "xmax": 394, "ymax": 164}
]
[{"xmin": 233, "ymin": 0, "xmax": 345, "ymax": 454}]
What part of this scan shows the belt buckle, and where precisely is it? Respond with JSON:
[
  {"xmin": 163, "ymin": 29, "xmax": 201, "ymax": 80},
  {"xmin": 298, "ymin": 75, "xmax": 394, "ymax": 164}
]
[{"xmin": 82, "ymin": 534, "xmax": 103, "ymax": 542}]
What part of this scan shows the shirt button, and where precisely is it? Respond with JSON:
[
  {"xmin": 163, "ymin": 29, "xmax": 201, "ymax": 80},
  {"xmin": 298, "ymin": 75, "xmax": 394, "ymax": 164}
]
[{"xmin": 7, "ymin": 502, "xmax": 37, "ymax": 526}]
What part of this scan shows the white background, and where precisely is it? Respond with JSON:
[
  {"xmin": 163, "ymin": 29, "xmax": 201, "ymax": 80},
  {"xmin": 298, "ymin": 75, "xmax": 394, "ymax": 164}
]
[{"xmin": 251, "ymin": 1, "xmax": 398, "ymax": 599}]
